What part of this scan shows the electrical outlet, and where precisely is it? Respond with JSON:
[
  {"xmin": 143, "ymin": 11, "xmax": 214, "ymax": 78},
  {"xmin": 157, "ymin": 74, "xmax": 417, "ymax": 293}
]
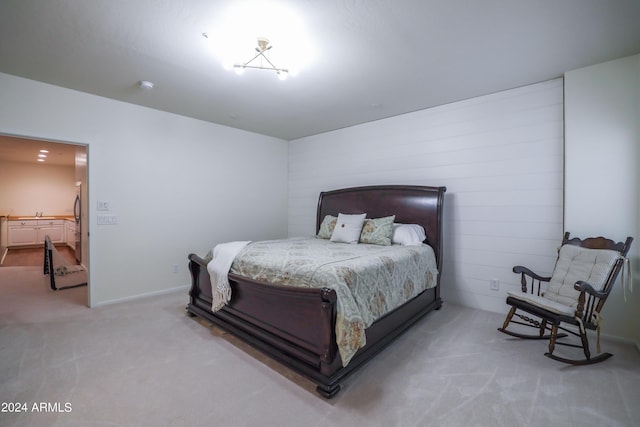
[
  {"xmin": 172, "ymin": 264, "xmax": 179, "ymax": 274},
  {"xmin": 490, "ymin": 279, "xmax": 500, "ymax": 291}
]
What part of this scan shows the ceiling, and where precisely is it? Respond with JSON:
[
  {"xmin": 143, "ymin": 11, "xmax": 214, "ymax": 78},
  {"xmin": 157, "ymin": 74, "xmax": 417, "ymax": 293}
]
[
  {"xmin": 1, "ymin": 0, "xmax": 640, "ymax": 142},
  {"xmin": 0, "ymin": 135, "xmax": 79, "ymax": 166}
]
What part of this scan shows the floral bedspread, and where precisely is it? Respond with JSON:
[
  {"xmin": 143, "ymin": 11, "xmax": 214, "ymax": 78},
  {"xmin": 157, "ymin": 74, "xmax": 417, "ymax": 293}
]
[{"xmin": 229, "ymin": 238, "xmax": 438, "ymax": 366}]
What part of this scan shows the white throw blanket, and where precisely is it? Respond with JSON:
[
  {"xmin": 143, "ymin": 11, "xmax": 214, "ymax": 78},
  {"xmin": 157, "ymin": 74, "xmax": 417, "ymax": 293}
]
[{"xmin": 206, "ymin": 241, "xmax": 251, "ymax": 311}]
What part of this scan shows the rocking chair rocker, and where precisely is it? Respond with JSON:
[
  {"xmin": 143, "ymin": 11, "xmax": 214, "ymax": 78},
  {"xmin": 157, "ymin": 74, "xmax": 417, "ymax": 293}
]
[{"xmin": 498, "ymin": 232, "xmax": 632, "ymax": 365}]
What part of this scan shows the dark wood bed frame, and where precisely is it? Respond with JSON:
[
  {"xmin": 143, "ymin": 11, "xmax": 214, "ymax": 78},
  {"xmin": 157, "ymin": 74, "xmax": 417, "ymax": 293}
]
[{"xmin": 187, "ymin": 185, "xmax": 446, "ymax": 397}]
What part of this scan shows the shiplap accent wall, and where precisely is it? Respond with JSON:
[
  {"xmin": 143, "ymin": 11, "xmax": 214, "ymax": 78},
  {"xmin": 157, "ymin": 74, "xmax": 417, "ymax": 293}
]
[{"xmin": 288, "ymin": 79, "xmax": 564, "ymax": 314}]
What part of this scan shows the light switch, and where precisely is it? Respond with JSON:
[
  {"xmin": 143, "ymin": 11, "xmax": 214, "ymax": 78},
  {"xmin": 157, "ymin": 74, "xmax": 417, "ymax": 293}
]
[
  {"xmin": 97, "ymin": 201, "xmax": 110, "ymax": 211},
  {"xmin": 97, "ymin": 214, "xmax": 118, "ymax": 225}
]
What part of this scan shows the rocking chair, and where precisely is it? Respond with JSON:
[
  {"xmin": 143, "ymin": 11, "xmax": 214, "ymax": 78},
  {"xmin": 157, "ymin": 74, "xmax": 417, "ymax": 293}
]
[{"xmin": 498, "ymin": 232, "xmax": 633, "ymax": 365}]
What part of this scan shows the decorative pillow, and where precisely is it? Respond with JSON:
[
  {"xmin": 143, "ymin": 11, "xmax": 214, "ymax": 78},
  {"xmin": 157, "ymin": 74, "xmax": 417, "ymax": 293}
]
[
  {"xmin": 330, "ymin": 213, "xmax": 367, "ymax": 244},
  {"xmin": 392, "ymin": 223, "xmax": 426, "ymax": 246},
  {"xmin": 359, "ymin": 215, "xmax": 395, "ymax": 245},
  {"xmin": 317, "ymin": 215, "xmax": 337, "ymax": 239}
]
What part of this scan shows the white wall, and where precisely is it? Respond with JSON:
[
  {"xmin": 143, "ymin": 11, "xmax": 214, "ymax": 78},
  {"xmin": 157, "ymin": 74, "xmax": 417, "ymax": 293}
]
[
  {"xmin": 0, "ymin": 161, "xmax": 76, "ymax": 215},
  {"xmin": 0, "ymin": 72, "xmax": 289, "ymax": 306},
  {"xmin": 565, "ymin": 54, "xmax": 640, "ymax": 345},
  {"xmin": 289, "ymin": 79, "xmax": 564, "ymax": 314}
]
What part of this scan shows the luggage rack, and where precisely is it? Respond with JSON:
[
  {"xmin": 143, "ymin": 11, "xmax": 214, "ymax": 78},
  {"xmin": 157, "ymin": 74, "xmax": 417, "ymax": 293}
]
[{"xmin": 44, "ymin": 235, "xmax": 87, "ymax": 290}]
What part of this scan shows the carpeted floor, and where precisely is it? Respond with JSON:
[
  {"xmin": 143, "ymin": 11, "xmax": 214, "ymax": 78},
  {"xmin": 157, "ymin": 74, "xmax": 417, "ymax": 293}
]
[
  {"xmin": 1, "ymin": 245, "xmax": 77, "ymax": 267},
  {"xmin": 1, "ymin": 266, "xmax": 639, "ymax": 427}
]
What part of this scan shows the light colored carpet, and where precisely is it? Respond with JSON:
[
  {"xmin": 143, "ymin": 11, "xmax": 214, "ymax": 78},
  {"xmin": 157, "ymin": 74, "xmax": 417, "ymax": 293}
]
[{"xmin": 1, "ymin": 266, "xmax": 639, "ymax": 427}]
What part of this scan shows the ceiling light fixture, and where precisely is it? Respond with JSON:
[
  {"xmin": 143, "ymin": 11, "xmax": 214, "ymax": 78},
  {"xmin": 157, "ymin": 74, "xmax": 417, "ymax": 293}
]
[
  {"xmin": 203, "ymin": 1, "xmax": 313, "ymax": 81},
  {"xmin": 231, "ymin": 37, "xmax": 289, "ymax": 80}
]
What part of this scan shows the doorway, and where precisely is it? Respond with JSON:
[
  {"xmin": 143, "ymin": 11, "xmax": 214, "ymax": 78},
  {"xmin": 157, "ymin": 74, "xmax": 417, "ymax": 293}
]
[{"xmin": 0, "ymin": 134, "xmax": 89, "ymax": 306}]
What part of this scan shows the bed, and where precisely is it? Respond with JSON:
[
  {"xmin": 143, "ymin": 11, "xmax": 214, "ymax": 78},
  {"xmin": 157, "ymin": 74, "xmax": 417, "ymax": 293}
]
[{"xmin": 186, "ymin": 185, "xmax": 446, "ymax": 397}]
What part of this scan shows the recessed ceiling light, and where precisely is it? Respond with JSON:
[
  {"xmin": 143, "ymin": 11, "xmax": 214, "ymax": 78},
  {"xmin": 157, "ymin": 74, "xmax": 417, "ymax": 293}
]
[
  {"xmin": 39, "ymin": 149, "xmax": 49, "ymax": 153},
  {"xmin": 38, "ymin": 154, "xmax": 47, "ymax": 158},
  {"xmin": 37, "ymin": 158, "xmax": 45, "ymax": 162}
]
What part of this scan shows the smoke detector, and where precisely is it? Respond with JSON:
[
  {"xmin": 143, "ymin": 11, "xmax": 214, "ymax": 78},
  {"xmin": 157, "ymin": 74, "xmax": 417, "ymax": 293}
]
[{"xmin": 138, "ymin": 80, "xmax": 154, "ymax": 90}]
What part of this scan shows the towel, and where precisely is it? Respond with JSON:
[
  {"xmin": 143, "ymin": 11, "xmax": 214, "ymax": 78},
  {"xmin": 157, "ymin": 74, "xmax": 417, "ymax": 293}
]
[{"xmin": 206, "ymin": 241, "xmax": 251, "ymax": 311}]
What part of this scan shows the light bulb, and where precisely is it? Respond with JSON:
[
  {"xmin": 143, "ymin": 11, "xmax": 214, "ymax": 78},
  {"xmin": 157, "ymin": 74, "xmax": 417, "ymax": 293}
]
[{"xmin": 233, "ymin": 66, "xmax": 245, "ymax": 75}]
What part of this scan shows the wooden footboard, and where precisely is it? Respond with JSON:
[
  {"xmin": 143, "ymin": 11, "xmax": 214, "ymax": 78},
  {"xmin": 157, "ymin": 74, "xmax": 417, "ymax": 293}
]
[{"xmin": 188, "ymin": 253, "xmax": 338, "ymax": 367}]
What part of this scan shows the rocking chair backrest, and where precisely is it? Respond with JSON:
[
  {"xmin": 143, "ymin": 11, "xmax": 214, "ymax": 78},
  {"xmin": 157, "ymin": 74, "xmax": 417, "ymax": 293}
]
[{"xmin": 551, "ymin": 232, "xmax": 633, "ymax": 314}]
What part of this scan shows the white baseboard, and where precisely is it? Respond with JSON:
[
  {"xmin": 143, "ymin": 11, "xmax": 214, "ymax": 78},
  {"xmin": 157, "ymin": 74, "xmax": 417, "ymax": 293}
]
[
  {"xmin": 91, "ymin": 284, "xmax": 189, "ymax": 308},
  {"xmin": 601, "ymin": 334, "xmax": 640, "ymax": 356}
]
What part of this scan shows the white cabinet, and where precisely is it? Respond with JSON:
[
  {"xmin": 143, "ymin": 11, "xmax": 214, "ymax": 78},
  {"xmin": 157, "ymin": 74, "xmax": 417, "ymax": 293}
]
[
  {"xmin": 8, "ymin": 220, "xmax": 38, "ymax": 246},
  {"xmin": 65, "ymin": 220, "xmax": 76, "ymax": 249},
  {"xmin": 37, "ymin": 219, "xmax": 64, "ymax": 244},
  {"xmin": 8, "ymin": 219, "xmax": 64, "ymax": 247}
]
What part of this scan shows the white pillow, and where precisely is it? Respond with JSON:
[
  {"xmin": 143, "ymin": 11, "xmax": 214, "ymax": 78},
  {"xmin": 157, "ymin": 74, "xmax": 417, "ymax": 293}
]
[
  {"xmin": 330, "ymin": 213, "xmax": 367, "ymax": 244},
  {"xmin": 392, "ymin": 223, "xmax": 426, "ymax": 246}
]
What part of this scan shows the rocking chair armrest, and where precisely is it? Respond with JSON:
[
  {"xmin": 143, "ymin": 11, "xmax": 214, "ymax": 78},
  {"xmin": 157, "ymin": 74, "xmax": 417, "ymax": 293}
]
[
  {"xmin": 573, "ymin": 281, "xmax": 607, "ymax": 321},
  {"xmin": 512, "ymin": 266, "xmax": 551, "ymax": 282},
  {"xmin": 574, "ymin": 281, "xmax": 607, "ymax": 299}
]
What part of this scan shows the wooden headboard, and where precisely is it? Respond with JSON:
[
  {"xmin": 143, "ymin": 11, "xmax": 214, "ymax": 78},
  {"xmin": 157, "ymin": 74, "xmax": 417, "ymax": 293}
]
[{"xmin": 316, "ymin": 185, "xmax": 447, "ymax": 270}]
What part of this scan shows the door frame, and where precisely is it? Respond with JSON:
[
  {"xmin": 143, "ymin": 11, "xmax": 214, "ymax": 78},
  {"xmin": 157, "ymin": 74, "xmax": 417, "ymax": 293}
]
[{"xmin": 0, "ymin": 132, "xmax": 90, "ymax": 307}]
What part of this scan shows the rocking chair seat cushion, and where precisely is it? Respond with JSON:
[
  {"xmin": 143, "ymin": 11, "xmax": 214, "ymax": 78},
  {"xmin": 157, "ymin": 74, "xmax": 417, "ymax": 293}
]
[
  {"xmin": 506, "ymin": 291, "xmax": 575, "ymax": 316},
  {"xmin": 543, "ymin": 245, "xmax": 621, "ymax": 307}
]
